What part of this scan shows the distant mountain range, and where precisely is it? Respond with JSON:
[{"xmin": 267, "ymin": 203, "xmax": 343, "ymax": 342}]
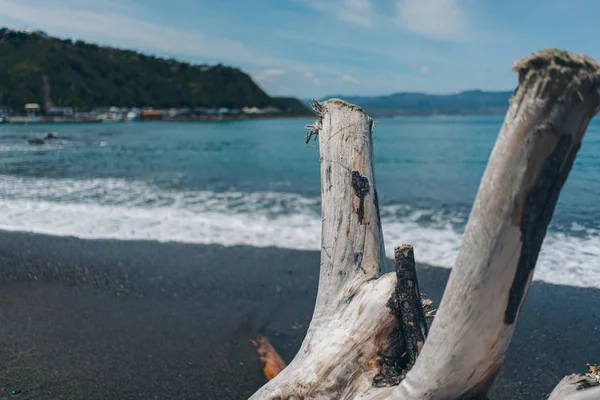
[{"xmin": 306, "ymin": 90, "xmax": 515, "ymax": 116}]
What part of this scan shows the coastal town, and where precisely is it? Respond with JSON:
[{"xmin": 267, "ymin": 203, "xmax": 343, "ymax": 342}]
[{"xmin": 0, "ymin": 102, "xmax": 292, "ymax": 124}]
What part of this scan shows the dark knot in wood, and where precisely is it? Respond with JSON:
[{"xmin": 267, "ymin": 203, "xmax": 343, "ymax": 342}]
[{"xmin": 351, "ymin": 171, "xmax": 370, "ymax": 224}]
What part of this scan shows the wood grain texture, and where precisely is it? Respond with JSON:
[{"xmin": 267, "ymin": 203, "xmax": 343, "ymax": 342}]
[{"xmin": 313, "ymin": 99, "xmax": 386, "ymax": 320}]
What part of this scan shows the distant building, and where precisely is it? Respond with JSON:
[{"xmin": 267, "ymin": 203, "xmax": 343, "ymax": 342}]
[
  {"xmin": 242, "ymin": 106, "xmax": 262, "ymax": 114},
  {"xmin": 138, "ymin": 109, "xmax": 164, "ymax": 121},
  {"xmin": 46, "ymin": 106, "xmax": 74, "ymax": 117},
  {"xmin": 24, "ymin": 103, "xmax": 40, "ymax": 117},
  {"xmin": 262, "ymin": 106, "xmax": 281, "ymax": 114}
]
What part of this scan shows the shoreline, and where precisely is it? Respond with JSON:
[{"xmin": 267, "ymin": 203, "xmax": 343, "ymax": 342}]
[
  {"xmin": 0, "ymin": 113, "xmax": 315, "ymax": 125},
  {"xmin": 0, "ymin": 230, "xmax": 599, "ymax": 399},
  {"xmin": 0, "ymin": 112, "xmax": 520, "ymax": 125}
]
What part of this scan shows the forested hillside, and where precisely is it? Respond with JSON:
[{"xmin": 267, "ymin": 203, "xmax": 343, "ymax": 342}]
[{"xmin": 0, "ymin": 29, "xmax": 308, "ymax": 113}]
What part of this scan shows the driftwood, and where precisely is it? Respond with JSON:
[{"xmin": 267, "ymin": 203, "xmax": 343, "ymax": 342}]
[
  {"xmin": 548, "ymin": 364, "xmax": 600, "ymax": 400},
  {"xmin": 250, "ymin": 49, "xmax": 600, "ymax": 399}
]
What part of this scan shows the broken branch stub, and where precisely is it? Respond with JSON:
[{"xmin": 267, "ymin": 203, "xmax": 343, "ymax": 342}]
[
  {"xmin": 374, "ymin": 244, "xmax": 430, "ymax": 388},
  {"xmin": 393, "ymin": 49, "xmax": 600, "ymax": 399},
  {"xmin": 392, "ymin": 245, "xmax": 428, "ymax": 367}
]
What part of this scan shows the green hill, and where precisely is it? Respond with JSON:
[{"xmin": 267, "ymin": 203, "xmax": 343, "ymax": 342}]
[{"xmin": 0, "ymin": 28, "xmax": 309, "ymax": 114}]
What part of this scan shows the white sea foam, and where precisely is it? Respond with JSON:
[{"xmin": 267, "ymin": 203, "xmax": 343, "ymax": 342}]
[{"xmin": 1, "ymin": 175, "xmax": 599, "ymax": 289}]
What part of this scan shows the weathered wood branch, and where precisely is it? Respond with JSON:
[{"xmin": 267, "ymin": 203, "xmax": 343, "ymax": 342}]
[
  {"xmin": 548, "ymin": 364, "xmax": 600, "ymax": 400},
  {"xmin": 249, "ymin": 49, "xmax": 600, "ymax": 400},
  {"xmin": 250, "ymin": 99, "xmax": 398, "ymax": 399},
  {"xmin": 311, "ymin": 99, "xmax": 386, "ymax": 319},
  {"xmin": 393, "ymin": 49, "xmax": 600, "ymax": 399}
]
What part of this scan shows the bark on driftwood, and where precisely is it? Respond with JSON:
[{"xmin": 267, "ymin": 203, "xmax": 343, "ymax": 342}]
[
  {"xmin": 250, "ymin": 49, "xmax": 600, "ymax": 400},
  {"xmin": 374, "ymin": 245, "xmax": 430, "ymax": 388},
  {"xmin": 390, "ymin": 245, "xmax": 428, "ymax": 368}
]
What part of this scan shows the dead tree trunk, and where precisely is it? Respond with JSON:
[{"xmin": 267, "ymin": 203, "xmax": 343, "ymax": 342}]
[{"xmin": 250, "ymin": 49, "xmax": 600, "ymax": 400}]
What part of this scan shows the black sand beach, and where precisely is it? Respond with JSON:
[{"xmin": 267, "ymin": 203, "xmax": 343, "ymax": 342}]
[{"xmin": 0, "ymin": 230, "xmax": 598, "ymax": 399}]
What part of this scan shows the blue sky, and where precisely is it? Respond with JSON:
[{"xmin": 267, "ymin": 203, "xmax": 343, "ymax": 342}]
[{"xmin": 1, "ymin": 0, "xmax": 599, "ymax": 98}]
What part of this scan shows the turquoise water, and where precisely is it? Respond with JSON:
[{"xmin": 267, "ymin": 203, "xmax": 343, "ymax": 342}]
[{"xmin": 0, "ymin": 117, "xmax": 599, "ymax": 287}]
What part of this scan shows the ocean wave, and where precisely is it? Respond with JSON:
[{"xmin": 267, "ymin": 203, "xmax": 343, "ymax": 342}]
[
  {"xmin": 0, "ymin": 175, "xmax": 599, "ymax": 289},
  {"xmin": 0, "ymin": 144, "xmax": 70, "ymax": 152}
]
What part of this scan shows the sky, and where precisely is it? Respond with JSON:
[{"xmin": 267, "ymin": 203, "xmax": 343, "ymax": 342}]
[{"xmin": 1, "ymin": 0, "xmax": 599, "ymax": 98}]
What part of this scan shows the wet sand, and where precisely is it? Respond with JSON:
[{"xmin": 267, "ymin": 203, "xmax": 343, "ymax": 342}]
[{"xmin": 0, "ymin": 230, "xmax": 598, "ymax": 399}]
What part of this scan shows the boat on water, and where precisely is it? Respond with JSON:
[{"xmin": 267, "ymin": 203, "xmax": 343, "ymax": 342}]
[
  {"xmin": 126, "ymin": 111, "xmax": 138, "ymax": 121},
  {"xmin": 6, "ymin": 116, "xmax": 43, "ymax": 124}
]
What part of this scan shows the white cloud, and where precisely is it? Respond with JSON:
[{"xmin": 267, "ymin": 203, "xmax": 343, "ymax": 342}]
[
  {"xmin": 396, "ymin": 0, "xmax": 470, "ymax": 41},
  {"xmin": 342, "ymin": 74, "xmax": 360, "ymax": 84},
  {"xmin": 264, "ymin": 69, "xmax": 287, "ymax": 77},
  {"xmin": 253, "ymin": 69, "xmax": 287, "ymax": 82},
  {"xmin": 303, "ymin": 0, "xmax": 373, "ymax": 27},
  {"xmin": 419, "ymin": 66, "xmax": 429, "ymax": 76},
  {"xmin": 338, "ymin": 0, "xmax": 372, "ymax": 27},
  {"xmin": 0, "ymin": 0, "xmax": 288, "ymax": 68},
  {"xmin": 301, "ymin": 71, "xmax": 322, "ymax": 86}
]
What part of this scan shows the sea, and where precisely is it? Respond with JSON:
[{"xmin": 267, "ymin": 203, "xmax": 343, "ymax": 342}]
[{"xmin": 0, "ymin": 116, "xmax": 599, "ymax": 288}]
